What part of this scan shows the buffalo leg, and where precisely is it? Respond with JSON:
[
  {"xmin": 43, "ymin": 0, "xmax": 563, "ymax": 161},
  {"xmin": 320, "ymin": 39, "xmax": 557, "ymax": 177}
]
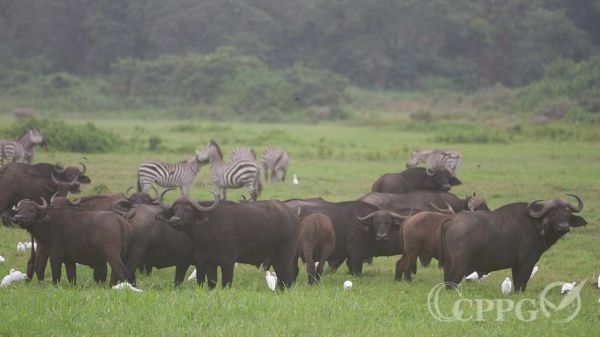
[
  {"xmin": 347, "ymin": 253, "xmax": 364, "ymax": 277},
  {"xmin": 195, "ymin": 262, "xmax": 207, "ymax": 286},
  {"xmin": 293, "ymin": 255, "xmax": 300, "ymax": 281},
  {"xmin": 272, "ymin": 247, "xmax": 296, "ymax": 289},
  {"xmin": 206, "ymin": 262, "xmax": 218, "ymax": 289},
  {"xmin": 174, "ymin": 264, "xmax": 189, "ymax": 287},
  {"xmin": 50, "ymin": 257, "xmax": 62, "ymax": 284},
  {"xmin": 104, "ymin": 252, "xmax": 128, "ymax": 286},
  {"xmin": 328, "ymin": 259, "xmax": 345, "ymax": 272},
  {"xmin": 394, "ymin": 256, "xmax": 405, "ymax": 281},
  {"xmin": 220, "ymin": 260, "xmax": 235, "ymax": 288},
  {"xmin": 65, "ymin": 262, "xmax": 77, "ymax": 285},
  {"xmin": 302, "ymin": 246, "xmax": 317, "ymax": 285},
  {"xmin": 124, "ymin": 244, "xmax": 148, "ymax": 285},
  {"xmin": 316, "ymin": 257, "xmax": 326, "ymax": 282},
  {"xmin": 94, "ymin": 263, "xmax": 107, "ymax": 283}
]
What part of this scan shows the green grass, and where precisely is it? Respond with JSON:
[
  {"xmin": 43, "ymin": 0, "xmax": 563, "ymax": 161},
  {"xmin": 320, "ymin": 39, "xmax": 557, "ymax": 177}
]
[{"xmin": 0, "ymin": 117, "xmax": 599, "ymax": 336}]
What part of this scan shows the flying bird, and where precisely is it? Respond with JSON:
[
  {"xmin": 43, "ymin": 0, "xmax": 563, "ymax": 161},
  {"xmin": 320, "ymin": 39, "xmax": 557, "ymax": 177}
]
[
  {"xmin": 292, "ymin": 174, "xmax": 299, "ymax": 185},
  {"xmin": 188, "ymin": 269, "xmax": 197, "ymax": 282},
  {"xmin": 529, "ymin": 266, "xmax": 539, "ymax": 279},
  {"xmin": 1, "ymin": 269, "xmax": 28, "ymax": 288},
  {"xmin": 561, "ymin": 282, "xmax": 576, "ymax": 295},
  {"xmin": 265, "ymin": 271, "xmax": 277, "ymax": 291},
  {"xmin": 501, "ymin": 277, "xmax": 512, "ymax": 295},
  {"xmin": 112, "ymin": 282, "xmax": 143, "ymax": 293}
]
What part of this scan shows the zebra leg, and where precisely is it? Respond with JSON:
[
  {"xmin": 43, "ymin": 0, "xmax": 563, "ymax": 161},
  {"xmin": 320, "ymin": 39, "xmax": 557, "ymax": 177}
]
[
  {"xmin": 181, "ymin": 184, "xmax": 190, "ymax": 197},
  {"xmin": 222, "ymin": 188, "xmax": 227, "ymax": 201}
]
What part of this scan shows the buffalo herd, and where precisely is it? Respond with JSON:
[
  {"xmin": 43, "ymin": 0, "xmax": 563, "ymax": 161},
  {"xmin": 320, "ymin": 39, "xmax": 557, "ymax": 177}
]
[{"xmin": 0, "ymin": 146, "xmax": 588, "ymax": 293}]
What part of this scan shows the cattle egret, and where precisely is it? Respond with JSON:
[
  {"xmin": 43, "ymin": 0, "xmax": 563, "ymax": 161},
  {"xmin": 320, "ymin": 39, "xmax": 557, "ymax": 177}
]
[
  {"xmin": 465, "ymin": 271, "xmax": 490, "ymax": 282},
  {"xmin": 530, "ymin": 266, "xmax": 539, "ymax": 279},
  {"xmin": 501, "ymin": 277, "xmax": 512, "ymax": 295},
  {"xmin": 23, "ymin": 241, "xmax": 36, "ymax": 250},
  {"xmin": 112, "ymin": 282, "xmax": 143, "ymax": 293},
  {"xmin": 188, "ymin": 269, "xmax": 197, "ymax": 281},
  {"xmin": 597, "ymin": 274, "xmax": 600, "ymax": 289},
  {"xmin": 343, "ymin": 280, "xmax": 352, "ymax": 290},
  {"xmin": 16, "ymin": 242, "xmax": 26, "ymax": 253},
  {"xmin": 0, "ymin": 256, "xmax": 5, "ymax": 264},
  {"xmin": 314, "ymin": 261, "xmax": 319, "ymax": 268},
  {"xmin": 265, "ymin": 271, "xmax": 277, "ymax": 291},
  {"xmin": 561, "ymin": 282, "xmax": 576, "ymax": 295},
  {"xmin": 1, "ymin": 269, "xmax": 28, "ymax": 288},
  {"xmin": 292, "ymin": 174, "xmax": 299, "ymax": 185}
]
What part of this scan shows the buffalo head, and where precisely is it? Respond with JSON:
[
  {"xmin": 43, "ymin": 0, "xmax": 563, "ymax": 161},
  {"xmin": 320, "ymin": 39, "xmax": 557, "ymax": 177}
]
[
  {"xmin": 155, "ymin": 188, "xmax": 219, "ymax": 230},
  {"xmin": 12, "ymin": 198, "xmax": 48, "ymax": 229},
  {"xmin": 112, "ymin": 186, "xmax": 159, "ymax": 213},
  {"xmin": 49, "ymin": 192, "xmax": 81, "ymax": 207},
  {"xmin": 51, "ymin": 162, "xmax": 91, "ymax": 193},
  {"xmin": 527, "ymin": 194, "xmax": 586, "ymax": 234},
  {"xmin": 426, "ymin": 167, "xmax": 461, "ymax": 192},
  {"xmin": 355, "ymin": 209, "xmax": 412, "ymax": 242},
  {"xmin": 465, "ymin": 193, "xmax": 489, "ymax": 211}
]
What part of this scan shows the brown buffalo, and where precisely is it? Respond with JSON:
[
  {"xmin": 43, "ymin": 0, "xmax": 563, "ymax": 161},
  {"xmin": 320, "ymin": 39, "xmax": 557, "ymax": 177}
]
[
  {"xmin": 13, "ymin": 198, "xmax": 132, "ymax": 285},
  {"xmin": 295, "ymin": 212, "xmax": 335, "ymax": 285},
  {"xmin": 441, "ymin": 194, "xmax": 586, "ymax": 292},
  {"xmin": 371, "ymin": 167, "xmax": 461, "ymax": 194}
]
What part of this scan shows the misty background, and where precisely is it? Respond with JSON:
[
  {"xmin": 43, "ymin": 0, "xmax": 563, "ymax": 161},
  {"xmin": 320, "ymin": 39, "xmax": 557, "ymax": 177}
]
[{"xmin": 1, "ymin": 0, "xmax": 599, "ymax": 123}]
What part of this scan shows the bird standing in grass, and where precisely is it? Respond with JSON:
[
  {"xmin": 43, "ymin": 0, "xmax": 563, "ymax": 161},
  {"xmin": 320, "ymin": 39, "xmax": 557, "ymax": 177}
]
[
  {"xmin": 1, "ymin": 269, "xmax": 27, "ymax": 288},
  {"xmin": 265, "ymin": 271, "xmax": 277, "ymax": 291},
  {"xmin": 292, "ymin": 174, "xmax": 299, "ymax": 185},
  {"xmin": 561, "ymin": 282, "xmax": 576, "ymax": 295},
  {"xmin": 501, "ymin": 277, "xmax": 512, "ymax": 295}
]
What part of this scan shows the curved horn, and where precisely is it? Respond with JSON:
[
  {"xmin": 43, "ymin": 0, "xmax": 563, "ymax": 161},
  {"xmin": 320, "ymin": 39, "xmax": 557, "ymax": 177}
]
[
  {"xmin": 150, "ymin": 186, "xmax": 159, "ymax": 200},
  {"xmin": 16, "ymin": 199, "xmax": 32, "ymax": 210},
  {"xmin": 527, "ymin": 199, "xmax": 555, "ymax": 218},
  {"xmin": 125, "ymin": 186, "xmax": 135, "ymax": 198},
  {"xmin": 189, "ymin": 192, "xmax": 220, "ymax": 212},
  {"xmin": 426, "ymin": 167, "xmax": 435, "ymax": 176},
  {"xmin": 53, "ymin": 162, "xmax": 65, "ymax": 173},
  {"xmin": 50, "ymin": 192, "xmax": 60, "ymax": 206},
  {"xmin": 51, "ymin": 172, "xmax": 60, "ymax": 185},
  {"xmin": 389, "ymin": 209, "xmax": 413, "ymax": 219},
  {"xmin": 430, "ymin": 202, "xmax": 455, "ymax": 215},
  {"xmin": 36, "ymin": 197, "xmax": 48, "ymax": 210},
  {"xmin": 158, "ymin": 188, "xmax": 177, "ymax": 209},
  {"xmin": 79, "ymin": 162, "xmax": 87, "ymax": 174},
  {"xmin": 355, "ymin": 211, "xmax": 376, "ymax": 222},
  {"xmin": 297, "ymin": 206, "xmax": 301, "ymax": 216},
  {"xmin": 565, "ymin": 194, "xmax": 583, "ymax": 213}
]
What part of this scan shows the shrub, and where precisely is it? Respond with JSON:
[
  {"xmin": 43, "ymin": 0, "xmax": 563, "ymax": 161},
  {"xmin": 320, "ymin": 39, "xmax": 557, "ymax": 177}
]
[{"xmin": 0, "ymin": 118, "xmax": 122, "ymax": 153}]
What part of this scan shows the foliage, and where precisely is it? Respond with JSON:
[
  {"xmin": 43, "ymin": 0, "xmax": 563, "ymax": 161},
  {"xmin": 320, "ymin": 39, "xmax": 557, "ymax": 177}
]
[{"xmin": 0, "ymin": 118, "xmax": 122, "ymax": 153}]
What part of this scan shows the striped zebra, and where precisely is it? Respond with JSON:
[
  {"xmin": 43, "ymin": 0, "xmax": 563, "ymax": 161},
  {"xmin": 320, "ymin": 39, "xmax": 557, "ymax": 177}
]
[
  {"xmin": 197, "ymin": 140, "xmax": 262, "ymax": 201},
  {"xmin": 261, "ymin": 147, "xmax": 289, "ymax": 182},
  {"xmin": 230, "ymin": 147, "xmax": 257, "ymax": 161},
  {"xmin": 406, "ymin": 149, "xmax": 463, "ymax": 176},
  {"xmin": 0, "ymin": 128, "xmax": 46, "ymax": 165},
  {"xmin": 137, "ymin": 152, "xmax": 204, "ymax": 197}
]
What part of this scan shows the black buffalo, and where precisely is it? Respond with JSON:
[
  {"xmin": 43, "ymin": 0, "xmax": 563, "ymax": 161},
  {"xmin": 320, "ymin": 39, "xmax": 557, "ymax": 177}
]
[
  {"xmin": 440, "ymin": 194, "xmax": 586, "ymax": 292},
  {"xmin": 371, "ymin": 167, "xmax": 461, "ymax": 194},
  {"xmin": 157, "ymin": 192, "xmax": 300, "ymax": 289},
  {"xmin": 285, "ymin": 198, "xmax": 410, "ymax": 276}
]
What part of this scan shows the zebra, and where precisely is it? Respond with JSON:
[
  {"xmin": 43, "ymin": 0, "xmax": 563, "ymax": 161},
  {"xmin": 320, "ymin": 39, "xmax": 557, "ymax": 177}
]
[
  {"xmin": 230, "ymin": 147, "xmax": 257, "ymax": 161},
  {"xmin": 261, "ymin": 147, "xmax": 289, "ymax": 182},
  {"xmin": 137, "ymin": 152, "xmax": 204, "ymax": 197},
  {"xmin": 197, "ymin": 140, "xmax": 262, "ymax": 201},
  {"xmin": 0, "ymin": 128, "xmax": 46, "ymax": 165},
  {"xmin": 405, "ymin": 149, "xmax": 463, "ymax": 176}
]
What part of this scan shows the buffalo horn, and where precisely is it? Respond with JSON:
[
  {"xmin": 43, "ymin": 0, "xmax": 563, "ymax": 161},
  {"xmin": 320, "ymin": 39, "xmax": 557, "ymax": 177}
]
[
  {"xmin": 36, "ymin": 198, "xmax": 48, "ymax": 210},
  {"xmin": 527, "ymin": 199, "xmax": 555, "ymax": 218},
  {"xmin": 16, "ymin": 199, "xmax": 31, "ymax": 210},
  {"xmin": 79, "ymin": 162, "xmax": 87, "ymax": 174},
  {"xmin": 159, "ymin": 188, "xmax": 177, "ymax": 209},
  {"xmin": 125, "ymin": 186, "xmax": 135, "ymax": 198},
  {"xmin": 50, "ymin": 192, "xmax": 59, "ymax": 205},
  {"xmin": 70, "ymin": 193, "xmax": 82, "ymax": 205},
  {"xmin": 189, "ymin": 192, "xmax": 220, "ymax": 212},
  {"xmin": 565, "ymin": 194, "xmax": 583, "ymax": 213},
  {"xmin": 389, "ymin": 209, "xmax": 413, "ymax": 219},
  {"xmin": 355, "ymin": 211, "xmax": 376, "ymax": 222},
  {"xmin": 430, "ymin": 202, "xmax": 455, "ymax": 215}
]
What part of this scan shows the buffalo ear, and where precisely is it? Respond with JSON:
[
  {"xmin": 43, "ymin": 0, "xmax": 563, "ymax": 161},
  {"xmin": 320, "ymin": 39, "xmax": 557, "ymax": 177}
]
[
  {"xmin": 392, "ymin": 218, "xmax": 404, "ymax": 227},
  {"xmin": 78, "ymin": 175, "xmax": 91, "ymax": 184},
  {"xmin": 570, "ymin": 215, "xmax": 587, "ymax": 227},
  {"xmin": 154, "ymin": 210, "xmax": 173, "ymax": 223},
  {"xmin": 112, "ymin": 200, "xmax": 132, "ymax": 214},
  {"xmin": 449, "ymin": 176, "xmax": 462, "ymax": 186}
]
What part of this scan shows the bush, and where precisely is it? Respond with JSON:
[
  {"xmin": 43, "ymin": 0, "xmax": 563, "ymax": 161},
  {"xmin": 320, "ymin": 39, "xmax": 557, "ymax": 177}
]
[{"xmin": 0, "ymin": 118, "xmax": 122, "ymax": 153}]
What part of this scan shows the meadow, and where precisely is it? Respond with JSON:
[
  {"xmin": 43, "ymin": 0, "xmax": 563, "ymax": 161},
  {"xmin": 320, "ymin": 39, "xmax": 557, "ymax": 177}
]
[{"xmin": 0, "ymin": 117, "xmax": 598, "ymax": 336}]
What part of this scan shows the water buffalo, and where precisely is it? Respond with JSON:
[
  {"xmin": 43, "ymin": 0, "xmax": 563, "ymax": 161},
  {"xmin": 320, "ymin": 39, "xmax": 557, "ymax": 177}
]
[
  {"xmin": 123, "ymin": 201, "xmax": 201, "ymax": 286},
  {"xmin": 0, "ymin": 162, "xmax": 91, "ymax": 226},
  {"xmin": 371, "ymin": 167, "xmax": 461, "ymax": 194},
  {"xmin": 295, "ymin": 212, "xmax": 335, "ymax": 285},
  {"xmin": 157, "ymin": 192, "xmax": 300, "ymax": 289},
  {"xmin": 13, "ymin": 198, "xmax": 132, "ymax": 285},
  {"xmin": 395, "ymin": 211, "xmax": 455, "ymax": 281},
  {"xmin": 440, "ymin": 194, "xmax": 587, "ymax": 292},
  {"xmin": 285, "ymin": 198, "xmax": 410, "ymax": 276}
]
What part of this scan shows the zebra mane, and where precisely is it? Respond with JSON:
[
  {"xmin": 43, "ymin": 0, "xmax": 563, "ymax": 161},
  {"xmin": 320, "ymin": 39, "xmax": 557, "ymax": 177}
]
[{"xmin": 209, "ymin": 140, "xmax": 223, "ymax": 160}]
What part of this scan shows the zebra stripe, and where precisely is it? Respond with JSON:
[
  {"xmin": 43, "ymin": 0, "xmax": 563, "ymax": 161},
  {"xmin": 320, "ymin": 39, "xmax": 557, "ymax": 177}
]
[
  {"xmin": 0, "ymin": 128, "xmax": 45, "ymax": 165},
  {"xmin": 261, "ymin": 147, "xmax": 289, "ymax": 182},
  {"xmin": 197, "ymin": 140, "xmax": 261, "ymax": 201},
  {"xmin": 406, "ymin": 150, "xmax": 463, "ymax": 176},
  {"xmin": 137, "ymin": 156, "xmax": 202, "ymax": 196}
]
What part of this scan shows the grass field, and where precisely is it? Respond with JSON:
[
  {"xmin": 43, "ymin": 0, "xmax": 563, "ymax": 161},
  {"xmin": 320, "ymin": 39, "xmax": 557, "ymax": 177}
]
[{"xmin": 0, "ymin": 117, "xmax": 599, "ymax": 336}]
